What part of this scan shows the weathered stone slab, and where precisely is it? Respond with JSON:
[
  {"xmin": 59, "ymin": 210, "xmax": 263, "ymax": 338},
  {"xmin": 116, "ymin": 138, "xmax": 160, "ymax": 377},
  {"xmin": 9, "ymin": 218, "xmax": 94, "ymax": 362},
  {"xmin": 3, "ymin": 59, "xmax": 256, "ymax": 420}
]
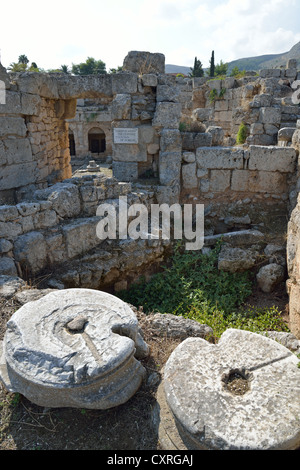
[
  {"xmin": 14, "ymin": 231, "xmax": 47, "ymax": 274},
  {"xmin": 162, "ymin": 329, "xmax": 300, "ymax": 450},
  {"xmin": 34, "ymin": 183, "xmax": 81, "ymax": 218},
  {"xmin": 123, "ymin": 51, "xmax": 165, "ymax": 74},
  {"xmin": 152, "ymin": 102, "xmax": 182, "ymax": 129},
  {"xmin": 196, "ymin": 147, "xmax": 244, "ymax": 170},
  {"xmin": 0, "ymin": 289, "xmax": 149, "ymax": 409},
  {"xmin": 248, "ymin": 146, "xmax": 297, "ymax": 172},
  {"xmin": 159, "ymin": 151, "xmax": 181, "ymax": 186}
]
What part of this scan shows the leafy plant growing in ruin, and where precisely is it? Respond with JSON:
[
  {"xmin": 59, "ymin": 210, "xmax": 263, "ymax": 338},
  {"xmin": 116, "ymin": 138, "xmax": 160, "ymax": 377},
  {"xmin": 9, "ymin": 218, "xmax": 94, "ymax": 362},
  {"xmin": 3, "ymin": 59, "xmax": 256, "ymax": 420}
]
[
  {"xmin": 118, "ymin": 242, "xmax": 289, "ymax": 339},
  {"xmin": 236, "ymin": 122, "xmax": 248, "ymax": 144}
]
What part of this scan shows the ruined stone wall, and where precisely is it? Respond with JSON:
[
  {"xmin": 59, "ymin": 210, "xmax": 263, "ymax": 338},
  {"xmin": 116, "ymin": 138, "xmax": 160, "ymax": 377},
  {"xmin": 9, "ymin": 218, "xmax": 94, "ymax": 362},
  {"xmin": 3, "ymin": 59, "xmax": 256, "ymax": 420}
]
[
  {"xmin": 1, "ymin": 52, "xmax": 300, "ymax": 337},
  {"xmin": 0, "ymin": 173, "xmax": 167, "ymax": 292}
]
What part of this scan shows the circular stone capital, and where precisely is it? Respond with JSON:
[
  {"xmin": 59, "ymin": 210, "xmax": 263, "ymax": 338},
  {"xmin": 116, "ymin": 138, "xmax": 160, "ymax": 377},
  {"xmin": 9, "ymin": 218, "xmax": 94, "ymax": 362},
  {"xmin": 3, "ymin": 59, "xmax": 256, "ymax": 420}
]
[
  {"xmin": 163, "ymin": 329, "xmax": 300, "ymax": 450},
  {"xmin": 0, "ymin": 289, "xmax": 148, "ymax": 409}
]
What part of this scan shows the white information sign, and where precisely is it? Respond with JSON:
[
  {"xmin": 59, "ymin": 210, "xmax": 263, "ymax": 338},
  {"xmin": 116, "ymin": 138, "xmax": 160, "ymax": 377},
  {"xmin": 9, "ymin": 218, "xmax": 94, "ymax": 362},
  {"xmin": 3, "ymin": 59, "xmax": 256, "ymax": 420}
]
[{"xmin": 114, "ymin": 128, "xmax": 139, "ymax": 144}]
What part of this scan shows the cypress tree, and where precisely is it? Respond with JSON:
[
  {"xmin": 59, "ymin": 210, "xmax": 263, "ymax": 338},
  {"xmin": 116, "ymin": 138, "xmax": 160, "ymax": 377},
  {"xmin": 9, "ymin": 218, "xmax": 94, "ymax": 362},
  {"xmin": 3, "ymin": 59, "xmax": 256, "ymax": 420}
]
[{"xmin": 209, "ymin": 50, "xmax": 215, "ymax": 77}]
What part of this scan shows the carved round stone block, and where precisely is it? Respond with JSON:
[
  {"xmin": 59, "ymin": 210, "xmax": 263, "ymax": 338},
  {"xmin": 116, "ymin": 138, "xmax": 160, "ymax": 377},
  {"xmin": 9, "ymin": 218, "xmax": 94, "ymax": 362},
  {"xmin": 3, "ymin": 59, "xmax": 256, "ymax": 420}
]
[
  {"xmin": 160, "ymin": 329, "xmax": 300, "ymax": 450},
  {"xmin": 0, "ymin": 289, "xmax": 149, "ymax": 409}
]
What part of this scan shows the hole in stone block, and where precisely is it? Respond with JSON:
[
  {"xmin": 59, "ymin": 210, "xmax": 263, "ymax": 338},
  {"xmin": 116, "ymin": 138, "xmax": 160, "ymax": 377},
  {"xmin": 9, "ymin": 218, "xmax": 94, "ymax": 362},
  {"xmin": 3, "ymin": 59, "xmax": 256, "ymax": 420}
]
[
  {"xmin": 222, "ymin": 368, "xmax": 252, "ymax": 396},
  {"xmin": 65, "ymin": 315, "xmax": 88, "ymax": 334}
]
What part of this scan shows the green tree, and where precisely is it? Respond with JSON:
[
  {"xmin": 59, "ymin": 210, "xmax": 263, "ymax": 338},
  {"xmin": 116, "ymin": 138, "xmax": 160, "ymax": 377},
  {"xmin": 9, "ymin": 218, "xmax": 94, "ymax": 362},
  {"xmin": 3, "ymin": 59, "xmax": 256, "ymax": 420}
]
[
  {"xmin": 60, "ymin": 64, "xmax": 70, "ymax": 74},
  {"xmin": 109, "ymin": 66, "xmax": 123, "ymax": 74},
  {"xmin": 230, "ymin": 66, "xmax": 240, "ymax": 77},
  {"xmin": 215, "ymin": 60, "xmax": 228, "ymax": 77},
  {"xmin": 189, "ymin": 57, "xmax": 204, "ymax": 77},
  {"xmin": 71, "ymin": 57, "xmax": 107, "ymax": 75},
  {"xmin": 209, "ymin": 50, "xmax": 215, "ymax": 77},
  {"xmin": 8, "ymin": 62, "xmax": 27, "ymax": 72},
  {"xmin": 18, "ymin": 54, "xmax": 29, "ymax": 65}
]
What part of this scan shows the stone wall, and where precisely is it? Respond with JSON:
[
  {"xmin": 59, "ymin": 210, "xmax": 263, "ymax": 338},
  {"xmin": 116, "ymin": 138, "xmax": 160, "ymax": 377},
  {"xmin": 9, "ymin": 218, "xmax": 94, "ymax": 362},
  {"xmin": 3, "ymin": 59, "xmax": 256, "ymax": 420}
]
[
  {"xmin": 0, "ymin": 173, "xmax": 167, "ymax": 292},
  {"xmin": 1, "ymin": 51, "xmax": 300, "ymax": 337}
]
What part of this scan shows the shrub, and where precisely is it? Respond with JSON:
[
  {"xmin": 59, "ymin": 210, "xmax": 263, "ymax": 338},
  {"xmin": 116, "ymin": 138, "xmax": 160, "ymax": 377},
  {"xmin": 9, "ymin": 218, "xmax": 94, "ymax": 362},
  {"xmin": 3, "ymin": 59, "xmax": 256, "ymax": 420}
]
[
  {"xmin": 118, "ymin": 242, "xmax": 289, "ymax": 339},
  {"xmin": 236, "ymin": 122, "xmax": 248, "ymax": 144}
]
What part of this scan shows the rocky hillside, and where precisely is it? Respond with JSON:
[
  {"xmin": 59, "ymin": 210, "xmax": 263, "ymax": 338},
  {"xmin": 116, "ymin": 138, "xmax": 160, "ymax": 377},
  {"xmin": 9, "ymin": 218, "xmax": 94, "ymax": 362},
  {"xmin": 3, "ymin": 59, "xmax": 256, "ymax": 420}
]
[{"xmin": 166, "ymin": 41, "xmax": 300, "ymax": 75}]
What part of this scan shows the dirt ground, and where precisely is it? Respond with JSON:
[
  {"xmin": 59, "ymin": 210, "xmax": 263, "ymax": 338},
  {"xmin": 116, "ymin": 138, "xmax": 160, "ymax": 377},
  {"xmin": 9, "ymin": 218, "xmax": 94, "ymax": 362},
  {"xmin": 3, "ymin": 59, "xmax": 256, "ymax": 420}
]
[{"xmin": 0, "ymin": 284, "xmax": 290, "ymax": 451}]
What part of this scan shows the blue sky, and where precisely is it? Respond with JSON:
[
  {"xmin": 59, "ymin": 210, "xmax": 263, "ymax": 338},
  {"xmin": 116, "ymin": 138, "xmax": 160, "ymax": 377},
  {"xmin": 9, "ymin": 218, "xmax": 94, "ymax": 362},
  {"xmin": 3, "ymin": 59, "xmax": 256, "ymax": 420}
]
[{"xmin": 0, "ymin": 0, "xmax": 299, "ymax": 71}]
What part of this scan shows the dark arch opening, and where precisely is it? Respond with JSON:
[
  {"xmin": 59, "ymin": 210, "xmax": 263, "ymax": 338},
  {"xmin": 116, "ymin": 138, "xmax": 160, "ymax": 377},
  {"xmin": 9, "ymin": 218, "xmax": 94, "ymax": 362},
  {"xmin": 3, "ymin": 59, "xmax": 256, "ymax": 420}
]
[{"xmin": 88, "ymin": 127, "xmax": 106, "ymax": 154}]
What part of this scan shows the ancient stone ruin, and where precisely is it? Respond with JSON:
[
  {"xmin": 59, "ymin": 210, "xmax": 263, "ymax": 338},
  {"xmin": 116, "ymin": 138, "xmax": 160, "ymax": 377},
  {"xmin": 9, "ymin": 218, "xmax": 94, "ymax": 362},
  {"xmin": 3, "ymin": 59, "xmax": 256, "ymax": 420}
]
[
  {"xmin": 0, "ymin": 288, "xmax": 149, "ymax": 409},
  {"xmin": 0, "ymin": 51, "xmax": 300, "ymax": 450}
]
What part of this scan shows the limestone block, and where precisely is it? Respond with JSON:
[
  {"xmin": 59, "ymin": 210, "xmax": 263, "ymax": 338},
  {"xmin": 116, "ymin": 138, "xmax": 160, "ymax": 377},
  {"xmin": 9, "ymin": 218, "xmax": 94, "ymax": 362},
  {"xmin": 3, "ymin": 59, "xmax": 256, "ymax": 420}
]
[
  {"xmin": 0, "ymin": 221, "xmax": 22, "ymax": 239},
  {"xmin": 287, "ymin": 59, "xmax": 297, "ymax": 69},
  {"xmin": 182, "ymin": 132, "xmax": 211, "ymax": 151},
  {"xmin": 111, "ymin": 73, "xmax": 138, "ymax": 94},
  {"xmin": 214, "ymin": 110, "xmax": 232, "ymax": 122},
  {"xmin": 156, "ymin": 85, "xmax": 180, "ymax": 103},
  {"xmin": 160, "ymin": 129, "xmax": 182, "ymax": 152},
  {"xmin": 159, "ymin": 151, "xmax": 181, "ymax": 186},
  {"xmin": 34, "ymin": 183, "xmax": 81, "ymax": 218},
  {"xmin": 194, "ymin": 133, "xmax": 212, "ymax": 148},
  {"xmin": 56, "ymin": 74, "xmax": 113, "ymax": 100},
  {"xmin": 0, "ymin": 91, "xmax": 21, "ymax": 114},
  {"xmin": 0, "ymin": 117, "xmax": 27, "ymax": 138},
  {"xmin": 182, "ymin": 152, "xmax": 195, "ymax": 163},
  {"xmin": 215, "ymin": 100, "xmax": 228, "ymax": 111},
  {"xmin": 14, "ymin": 231, "xmax": 47, "ymax": 274},
  {"xmin": 113, "ymin": 143, "xmax": 147, "ymax": 162},
  {"xmin": 210, "ymin": 170, "xmax": 231, "ymax": 192},
  {"xmin": 162, "ymin": 329, "xmax": 300, "ymax": 450},
  {"xmin": 14, "ymin": 73, "xmax": 59, "ymax": 99},
  {"xmin": 218, "ymin": 246, "xmax": 259, "ymax": 273},
  {"xmin": 259, "ymin": 107, "xmax": 281, "ymax": 125},
  {"xmin": 16, "ymin": 202, "xmax": 40, "ymax": 217},
  {"xmin": 155, "ymin": 185, "xmax": 180, "ymax": 205},
  {"xmin": 0, "ymin": 257, "xmax": 17, "ymax": 276},
  {"xmin": 152, "ymin": 102, "xmax": 182, "ymax": 129},
  {"xmin": 206, "ymin": 126, "xmax": 224, "ymax": 146},
  {"xmin": 264, "ymin": 124, "xmax": 279, "ymax": 136},
  {"xmin": 285, "ymin": 69, "xmax": 297, "ymax": 79},
  {"xmin": 256, "ymin": 263, "xmax": 285, "ymax": 293},
  {"xmin": 123, "ymin": 51, "xmax": 165, "ymax": 74},
  {"xmin": 196, "ymin": 147, "xmax": 244, "ymax": 170},
  {"xmin": 62, "ymin": 217, "xmax": 101, "ymax": 259},
  {"xmin": 278, "ymin": 127, "xmax": 296, "ymax": 143},
  {"xmin": 231, "ymin": 170, "xmax": 249, "ymax": 192},
  {"xmin": 192, "ymin": 108, "xmax": 212, "ymax": 121},
  {"xmin": 182, "ymin": 162, "xmax": 197, "ymax": 189},
  {"xmin": 250, "ymin": 94, "xmax": 272, "ymax": 108},
  {"xmin": 46, "ymin": 233, "xmax": 67, "ymax": 265},
  {"xmin": 141, "ymin": 74, "xmax": 158, "ymax": 87},
  {"xmin": 20, "ymin": 93, "xmax": 42, "ymax": 116},
  {"xmin": 0, "ymin": 289, "xmax": 148, "ymax": 409},
  {"xmin": 33, "ymin": 209, "xmax": 58, "ymax": 229},
  {"xmin": 259, "ymin": 69, "xmax": 281, "ymax": 78},
  {"xmin": 0, "ymin": 205, "xmax": 19, "ymax": 222},
  {"xmin": 250, "ymin": 123, "xmax": 264, "ymax": 135},
  {"xmin": 248, "ymin": 146, "xmax": 297, "ymax": 173},
  {"xmin": 0, "ymin": 239, "xmax": 13, "ymax": 254},
  {"xmin": 112, "ymin": 162, "xmax": 138, "ymax": 181},
  {"xmin": 111, "ymin": 94, "xmax": 132, "ymax": 120},
  {"xmin": 147, "ymin": 313, "xmax": 213, "ymax": 340}
]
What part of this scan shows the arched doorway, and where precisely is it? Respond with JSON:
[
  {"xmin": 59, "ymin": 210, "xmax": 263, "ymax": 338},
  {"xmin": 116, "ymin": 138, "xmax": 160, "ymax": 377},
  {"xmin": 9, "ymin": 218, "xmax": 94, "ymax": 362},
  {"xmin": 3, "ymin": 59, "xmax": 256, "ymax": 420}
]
[
  {"xmin": 69, "ymin": 131, "xmax": 76, "ymax": 156},
  {"xmin": 88, "ymin": 127, "xmax": 106, "ymax": 154}
]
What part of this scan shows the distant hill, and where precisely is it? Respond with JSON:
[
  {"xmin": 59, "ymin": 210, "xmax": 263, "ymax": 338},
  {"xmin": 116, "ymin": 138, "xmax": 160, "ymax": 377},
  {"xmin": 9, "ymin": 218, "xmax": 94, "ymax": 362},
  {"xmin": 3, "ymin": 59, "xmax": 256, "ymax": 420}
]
[
  {"xmin": 166, "ymin": 41, "xmax": 300, "ymax": 75},
  {"xmin": 227, "ymin": 41, "xmax": 300, "ymax": 73},
  {"xmin": 165, "ymin": 64, "xmax": 191, "ymax": 75}
]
